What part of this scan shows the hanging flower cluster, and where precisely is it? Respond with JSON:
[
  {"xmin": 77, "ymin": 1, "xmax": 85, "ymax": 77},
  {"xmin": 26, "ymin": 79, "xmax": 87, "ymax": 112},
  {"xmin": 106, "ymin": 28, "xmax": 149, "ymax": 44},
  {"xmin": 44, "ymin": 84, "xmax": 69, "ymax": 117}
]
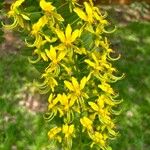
[{"xmin": 4, "ymin": 0, "xmax": 124, "ymax": 149}]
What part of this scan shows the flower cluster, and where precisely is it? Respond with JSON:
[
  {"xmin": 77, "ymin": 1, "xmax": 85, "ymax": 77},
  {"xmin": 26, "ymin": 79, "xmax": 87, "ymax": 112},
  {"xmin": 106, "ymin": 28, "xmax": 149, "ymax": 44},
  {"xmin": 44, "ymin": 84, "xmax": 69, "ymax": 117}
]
[{"xmin": 4, "ymin": 0, "xmax": 124, "ymax": 149}]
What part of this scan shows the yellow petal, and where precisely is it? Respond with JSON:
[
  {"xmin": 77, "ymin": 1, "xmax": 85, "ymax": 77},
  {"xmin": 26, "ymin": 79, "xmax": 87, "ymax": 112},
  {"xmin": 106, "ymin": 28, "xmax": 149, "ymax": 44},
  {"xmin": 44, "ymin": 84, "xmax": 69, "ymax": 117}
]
[
  {"xmin": 48, "ymin": 127, "xmax": 61, "ymax": 139},
  {"xmin": 48, "ymin": 93, "xmax": 53, "ymax": 103},
  {"xmin": 53, "ymin": 96, "xmax": 59, "ymax": 105},
  {"xmin": 72, "ymin": 77, "xmax": 79, "ymax": 89},
  {"xmin": 84, "ymin": 2, "xmax": 92, "ymax": 18},
  {"xmin": 57, "ymin": 50, "xmax": 67, "ymax": 62},
  {"xmin": 17, "ymin": 16, "xmax": 24, "ymax": 28},
  {"xmin": 57, "ymin": 108, "xmax": 64, "ymax": 117},
  {"xmin": 91, "ymin": 53, "xmax": 99, "ymax": 64},
  {"xmin": 55, "ymin": 29, "xmax": 65, "ymax": 43},
  {"xmin": 71, "ymin": 29, "xmax": 79, "ymax": 42},
  {"xmin": 97, "ymin": 97, "xmax": 104, "ymax": 108},
  {"xmin": 66, "ymin": 24, "xmax": 72, "ymax": 40},
  {"xmin": 69, "ymin": 98, "xmax": 76, "ymax": 107},
  {"xmin": 46, "ymin": 46, "xmax": 56, "ymax": 61},
  {"xmin": 87, "ymin": 72, "xmax": 92, "ymax": 81},
  {"xmin": 74, "ymin": 7, "xmax": 87, "ymax": 21},
  {"xmin": 80, "ymin": 76, "xmax": 87, "ymax": 90},
  {"xmin": 98, "ymin": 83, "xmax": 114, "ymax": 95},
  {"xmin": 60, "ymin": 93, "xmax": 68, "ymax": 105},
  {"xmin": 52, "ymin": 77, "xmax": 58, "ymax": 86},
  {"xmin": 31, "ymin": 15, "xmax": 48, "ymax": 34},
  {"xmin": 11, "ymin": 0, "xmax": 25, "ymax": 9},
  {"xmin": 90, "ymin": 142, "xmax": 95, "ymax": 148},
  {"xmin": 84, "ymin": 59, "xmax": 95, "ymax": 67},
  {"xmin": 64, "ymin": 81, "xmax": 74, "ymax": 91},
  {"xmin": 41, "ymin": 52, "xmax": 48, "ymax": 61},
  {"xmin": 40, "ymin": 0, "xmax": 55, "ymax": 12},
  {"xmin": 69, "ymin": 124, "xmax": 74, "ymax": 134},
  {"xmin": 57, "ymin": 136, "xmax": 62, "ymax": 143},
  {"xmin": 88, "ymin": 102, "xmax": 99, "ymax": 111},
  {"xmin": 80, "ymin": 117, "xmax": 93, "ymax": 130},
  {"xmin": 62, "ymin": 124, "xmax": 68, "ymax": 134},
  {"xmin": 100, "ymin": 95, "xmax": 115, "ymax": 106},
  {"xmin": 85, "ymin": 24, "xmax": 95, "ymax": 33}
]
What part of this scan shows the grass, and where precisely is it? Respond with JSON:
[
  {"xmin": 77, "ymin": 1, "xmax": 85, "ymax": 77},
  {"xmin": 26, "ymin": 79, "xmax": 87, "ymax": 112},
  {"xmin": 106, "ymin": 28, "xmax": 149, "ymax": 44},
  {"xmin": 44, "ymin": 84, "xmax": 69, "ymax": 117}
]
[
  {"xmin": 110, "ymin": 21, "xmax": 150, "ymax": 150},
  {"xmin": 0, "ymin": 54, "xmax": 50, "ymax": 150}
]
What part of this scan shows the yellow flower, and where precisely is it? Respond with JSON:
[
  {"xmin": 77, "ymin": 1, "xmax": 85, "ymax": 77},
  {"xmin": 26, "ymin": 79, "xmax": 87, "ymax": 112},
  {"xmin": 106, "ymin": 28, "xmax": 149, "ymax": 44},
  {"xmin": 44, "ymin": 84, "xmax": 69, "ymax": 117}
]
[
  {"xmin": 48, "ymin": 126, "xmax": 62, "ymax": 143},
  {"xmin": 99, "ymin": 37, "xmax": 113, "ymax": 53},
  {"xmin": 28, "ymin": 40, "xmax": 48, "ymax": 64},
  {"xmin": 55, "ymin": 24, "xmax": 80, "ymax": 46},
  {"xmin": 99, "ymin": 95, "xmax": 122, "ymax": 106},
  {"xmin": 85, "ymin": 52, "xmax": 115, "ymax": 80},
  {"xmin": 84, "ymin": 52, "xmax": 105, "ymax": 78},
  {"xmin": 47, "ymin": 94, "xmax": 64, "ymax": 120},
  {"xmin": 25, "ymin": 16, "xmax": 48, "ymax": 48},
  {"xmin": 74, "ymin": 2, "xmax": 108, "ymax": 25},
  {"xmin": 88, "ymin": 95, "xmax": 121, "ymax": 137},
  {"xmin": 31, "ymin": 15, "xmax": 48, "ymax": 35},
  {"xmin": 85, "ymin": 53, "xmax": 102, "ymax": 70},
  {"xmin": 40, "ymin": 0, "xmax": 55, "ymax": 12},
  {"xmin": 46, "ymin": 46, "xmax": 66, "ymax": 63},
  {"xmin": 74, "ymin": 2, "xmax": 93, "ymax": 23},
  {"xmin": 48, "ymin": 94, "xmax": 59, "ymax": 110},
  {"xmin": 45, "ymin": 46, "xmax": 67, "ymax": 75},
  {"xmin": 62, "ymin": 124, "xmax": 75, "ymax": 149},
  {"xmin": 40, "ymin": 0, "xmax": 64, "ymax": 21},
  {"xmin": 35, "ymin": 48, "xmax": 48, "ymax": 62},
  {"xmin": 90, "ymin": 132, "xmax": 107, "ymax": 149},
  {"xmin": 88, "ymin": 97, "xmax": 113, "ymax": 126},
  {"xmin": 57, "ymin": 93, "xmax": 76, "ymax": 122},
  {"xmin": 62, "ymin": 124, "xmax": 75, "ymax": 138},
  {"xmin": 58, "ymin": 94, "xmax": 75, "ymax": 112},
  {"xmin": 64, "ymin": 76, "xmax": 88, "ymax": 98},
  {"xmin": 64, "ymin": 76, "xmax": 89, "ymax": 109},
  {"xmin": 3, "ymin": 0, "xmax": 30, "ymax": 29},
  {"xmin": 40, "ymin": 71, "xmax": 58, "ymax": 92},
  {"xmin": 98, "ymin": 82, "xmax": 115, "ymax": 95},
  {"xmin": 80, "ymin": 117, "xmax": 93, "ymax": 131}
]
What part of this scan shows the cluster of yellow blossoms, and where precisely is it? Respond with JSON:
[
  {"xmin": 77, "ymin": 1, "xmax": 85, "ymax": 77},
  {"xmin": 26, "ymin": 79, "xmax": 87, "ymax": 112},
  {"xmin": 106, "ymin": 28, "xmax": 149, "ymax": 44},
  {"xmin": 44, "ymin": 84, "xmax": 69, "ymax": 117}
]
[{"xmin": 4, "ymin": 0, "xmax": 124, "ymax": 149}]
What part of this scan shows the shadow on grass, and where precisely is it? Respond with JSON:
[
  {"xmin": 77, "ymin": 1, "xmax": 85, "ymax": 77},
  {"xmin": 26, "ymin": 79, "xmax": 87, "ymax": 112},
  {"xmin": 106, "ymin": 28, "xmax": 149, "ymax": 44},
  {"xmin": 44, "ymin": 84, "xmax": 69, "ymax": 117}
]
[
  {"xmin": 111, "ymin": 21, "xmax": 150, "ymax": 150},
  {"xmin": 0, "ymin": 54, "xmax": 50, "ymax": 150}
]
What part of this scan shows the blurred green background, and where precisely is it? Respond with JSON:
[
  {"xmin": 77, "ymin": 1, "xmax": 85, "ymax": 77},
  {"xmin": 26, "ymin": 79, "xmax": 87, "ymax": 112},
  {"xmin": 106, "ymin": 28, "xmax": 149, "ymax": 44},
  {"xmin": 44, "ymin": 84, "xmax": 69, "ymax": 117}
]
[{"xmin": 0, "ymin": 1, "xmax": 150, "ymax": 150}]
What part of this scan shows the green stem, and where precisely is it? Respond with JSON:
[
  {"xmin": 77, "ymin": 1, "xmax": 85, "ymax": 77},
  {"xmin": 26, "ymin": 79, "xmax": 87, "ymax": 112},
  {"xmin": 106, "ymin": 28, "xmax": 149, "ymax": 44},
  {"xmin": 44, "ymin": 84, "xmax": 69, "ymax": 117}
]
[
  {"xmin": 79, "ymin": 128, "xmax": 82, "ymax": 150},
  {"xmin": 28, "ymin": 11, "xmax": 42, "ymax": 14},
  {"xmin": 71, "ymin": 18, "xmax": 80, "ymax": 25},
  {"xmin": 79, "ymin": 109, "xmax": 83, "ymax": 150},
  {"xmin": 56, "ymin": 2, "xmax": 68, "ymax": 11}
]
